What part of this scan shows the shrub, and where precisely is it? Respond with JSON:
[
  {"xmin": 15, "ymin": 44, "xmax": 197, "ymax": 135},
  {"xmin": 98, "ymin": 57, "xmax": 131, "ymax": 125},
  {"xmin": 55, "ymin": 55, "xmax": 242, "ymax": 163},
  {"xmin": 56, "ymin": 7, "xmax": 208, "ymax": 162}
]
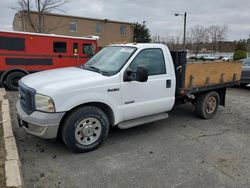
[{"xmin": 233, "ymin": 50, "xmax": 247, "ymax": 60}]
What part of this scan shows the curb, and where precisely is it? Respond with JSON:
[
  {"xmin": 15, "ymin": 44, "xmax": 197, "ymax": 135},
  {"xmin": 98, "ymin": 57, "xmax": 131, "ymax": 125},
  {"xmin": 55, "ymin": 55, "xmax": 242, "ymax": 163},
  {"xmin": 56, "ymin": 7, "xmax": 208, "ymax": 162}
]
[{"xmin": 1, "ymin": 89, "xmax": 23, "ymax": 188}]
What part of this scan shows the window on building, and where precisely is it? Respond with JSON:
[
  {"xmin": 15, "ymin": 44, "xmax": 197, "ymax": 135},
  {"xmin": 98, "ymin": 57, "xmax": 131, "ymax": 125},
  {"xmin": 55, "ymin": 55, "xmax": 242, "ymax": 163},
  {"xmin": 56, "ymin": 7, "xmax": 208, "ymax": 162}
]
[
  {"xmin": 83, "ymin": 44, "xmax": 95, "ymax": 56},
  {"xmin": 96, "ymin": 23, "xmax": 102, "ymax": 34},
  {"xmin": 69, "ymin": 21, "xmax": 77, "ymax": 32},
  {"xmin": 53, "ymin": 42, "xmax": 67, "ymax": 53},
  {"xmin": 129, "ymin": 49, "xmax": 166, "ymax": 76},
  {"xmin": 120, "ymin": 25, "xmax": 126, "ymax": 36}
]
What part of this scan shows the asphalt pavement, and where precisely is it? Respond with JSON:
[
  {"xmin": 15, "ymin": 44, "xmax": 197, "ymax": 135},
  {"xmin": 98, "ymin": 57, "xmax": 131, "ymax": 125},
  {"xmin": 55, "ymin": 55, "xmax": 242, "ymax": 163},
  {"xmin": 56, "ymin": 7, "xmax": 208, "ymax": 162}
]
[{"xmin": 7, "ymin": 87, "xmax": 250, "ymax": 188}]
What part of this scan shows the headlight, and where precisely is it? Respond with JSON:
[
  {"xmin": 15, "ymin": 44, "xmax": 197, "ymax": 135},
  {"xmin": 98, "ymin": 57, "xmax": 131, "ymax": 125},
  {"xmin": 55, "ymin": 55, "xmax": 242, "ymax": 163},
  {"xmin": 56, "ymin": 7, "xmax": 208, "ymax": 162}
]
[{"xmin": 35, "ymin": 94, "xmax": 55, "ymax": 112}]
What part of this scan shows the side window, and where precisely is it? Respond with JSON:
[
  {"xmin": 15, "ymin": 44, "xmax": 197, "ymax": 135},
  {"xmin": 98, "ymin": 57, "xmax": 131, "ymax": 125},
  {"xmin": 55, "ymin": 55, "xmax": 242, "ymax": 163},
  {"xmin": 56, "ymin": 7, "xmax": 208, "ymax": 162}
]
[
  {"xmin": 0, "ymin": 36, "xmax": 25, "ymax": 51},
  {"xmin": 129, "ymin": 49, "xmax": 166, "ymax": 76},
  {"xmin": 83, "ymin": 44, "xmax": 95, "ymax": 56},
  {"xmin": 73, "ymin": 43, "xmax": 78, "ymax": 54},
  {"xmin": 53, "ymin": 42, "xmax": 67, "ymax": 53}
]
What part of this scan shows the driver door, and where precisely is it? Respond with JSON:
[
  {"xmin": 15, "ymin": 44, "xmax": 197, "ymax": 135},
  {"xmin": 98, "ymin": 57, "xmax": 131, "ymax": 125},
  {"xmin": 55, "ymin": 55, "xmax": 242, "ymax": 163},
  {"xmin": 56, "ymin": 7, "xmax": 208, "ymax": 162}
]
[{"xmin": 121, "ymin": 48, "xmax": 175, "ymax": 121}]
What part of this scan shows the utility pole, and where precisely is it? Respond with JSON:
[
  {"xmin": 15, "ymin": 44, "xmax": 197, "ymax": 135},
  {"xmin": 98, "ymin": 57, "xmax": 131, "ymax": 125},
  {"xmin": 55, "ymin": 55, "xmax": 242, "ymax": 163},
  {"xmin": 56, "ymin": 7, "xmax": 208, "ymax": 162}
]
[
  {"xmin": 248, "ymin": 34, "xmax": 250, "ymax": 58},
  {"xmin": 175, "ymin": 12, "xmax": 187, "ymax": 50},
  {"xmin": 183, "ymin": 12, "xmax": 187, "ymax": 50}
]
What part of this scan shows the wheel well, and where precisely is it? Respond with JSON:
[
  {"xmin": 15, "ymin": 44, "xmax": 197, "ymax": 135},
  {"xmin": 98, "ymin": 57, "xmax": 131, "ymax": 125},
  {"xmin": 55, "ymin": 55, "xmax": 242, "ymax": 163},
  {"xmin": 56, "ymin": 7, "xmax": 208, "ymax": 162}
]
[
  {"xmin": 194, "ymin": 88, "xmax": 226, "ymax": 106},
  {"xmin": 216, "ymin": 88, "xmax": 226, "ymax": 106},
  {"xmin": 1, "ymin": 69, "xmax": 28, "ymax": 85},
  {"xmin": 57, "ymin": 102, "xmax": 115, "ymax": 138}
]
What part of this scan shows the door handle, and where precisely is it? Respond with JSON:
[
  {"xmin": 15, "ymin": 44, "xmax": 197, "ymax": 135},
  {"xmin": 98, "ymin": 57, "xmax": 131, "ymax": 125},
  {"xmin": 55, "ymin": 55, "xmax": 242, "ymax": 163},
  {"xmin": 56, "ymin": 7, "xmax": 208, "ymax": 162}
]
[{"xmin": 166, "ymin": 79, "xmax": 171, "ymax": 88}]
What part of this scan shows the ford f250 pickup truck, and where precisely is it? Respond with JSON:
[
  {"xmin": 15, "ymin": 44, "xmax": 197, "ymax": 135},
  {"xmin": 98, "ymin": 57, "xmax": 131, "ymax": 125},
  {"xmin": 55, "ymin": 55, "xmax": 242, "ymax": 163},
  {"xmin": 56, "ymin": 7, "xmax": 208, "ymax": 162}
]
[{"xmin": 16, "ymin": 43, "xmax": 242, "ymax": 152}]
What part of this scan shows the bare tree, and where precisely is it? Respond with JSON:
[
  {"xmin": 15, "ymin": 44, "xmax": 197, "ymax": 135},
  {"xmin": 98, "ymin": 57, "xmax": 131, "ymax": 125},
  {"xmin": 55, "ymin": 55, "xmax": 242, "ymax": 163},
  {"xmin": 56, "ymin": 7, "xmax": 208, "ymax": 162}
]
[
  {"xmin": 151, "ymin": 35, "xmax": 161, "ymax": 43},
  {"xmin": 158, "ymin": 31, "xmax": 183, "ymax": 50},
  {"xmin": 190, "ymin": 25, "xmax": 209, "ymax": 55},
  {"xmin": 208, "ymin": 25, "xmax": 228, "ymax": 52},
  {"xmin": 14, "ymin": 0, "xmax": 67, "ymax": 33},
  {"xmin": 152, "ymin": 24, "xmax": 229, "ymax": 53},
  {"xmin": 151, "ymin": 35, "xmax": 158, "ymax": 43}
]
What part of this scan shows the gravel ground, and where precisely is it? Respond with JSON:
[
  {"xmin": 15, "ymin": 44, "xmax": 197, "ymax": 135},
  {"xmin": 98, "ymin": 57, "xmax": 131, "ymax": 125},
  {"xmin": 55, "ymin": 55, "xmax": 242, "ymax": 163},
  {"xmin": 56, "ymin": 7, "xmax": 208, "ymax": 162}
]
[{"xmin": 7, "ymin": 87, "xmax": 250, "ymax": 188}]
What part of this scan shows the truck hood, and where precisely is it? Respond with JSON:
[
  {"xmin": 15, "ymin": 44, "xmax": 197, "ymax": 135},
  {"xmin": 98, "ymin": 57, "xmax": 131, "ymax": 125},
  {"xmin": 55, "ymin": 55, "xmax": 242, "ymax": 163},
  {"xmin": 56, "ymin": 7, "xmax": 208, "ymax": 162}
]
[{"xmin": 21, "ymin": 67, "xmax": 107, "ymax": 94}]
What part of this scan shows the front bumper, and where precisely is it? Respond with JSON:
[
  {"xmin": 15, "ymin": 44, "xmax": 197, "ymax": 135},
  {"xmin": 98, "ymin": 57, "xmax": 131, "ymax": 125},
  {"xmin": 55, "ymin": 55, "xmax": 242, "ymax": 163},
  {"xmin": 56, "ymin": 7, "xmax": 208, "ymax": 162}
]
[{"xmin": 16, "ymin": 100, "xmax": 65, "ymax": 139}]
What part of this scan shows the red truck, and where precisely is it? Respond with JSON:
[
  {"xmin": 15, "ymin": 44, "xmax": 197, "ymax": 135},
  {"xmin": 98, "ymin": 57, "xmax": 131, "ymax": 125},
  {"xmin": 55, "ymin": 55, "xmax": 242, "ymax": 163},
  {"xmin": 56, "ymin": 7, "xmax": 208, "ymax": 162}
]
[{"xmin": 0, "ymin": 30, "xmax": 99, "ymax": 90}]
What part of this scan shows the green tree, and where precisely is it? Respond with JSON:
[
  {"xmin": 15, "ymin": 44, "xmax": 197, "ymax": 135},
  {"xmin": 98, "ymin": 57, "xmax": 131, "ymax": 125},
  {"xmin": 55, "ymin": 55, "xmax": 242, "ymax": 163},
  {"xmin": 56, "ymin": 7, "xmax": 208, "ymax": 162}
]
[
  {"xmin": 233, "ymin": 50, "xmax": 247, "ymax": 60},
  {"xmin": 133, "ymin": 23, "xmax": 151, "ymax": 43}
]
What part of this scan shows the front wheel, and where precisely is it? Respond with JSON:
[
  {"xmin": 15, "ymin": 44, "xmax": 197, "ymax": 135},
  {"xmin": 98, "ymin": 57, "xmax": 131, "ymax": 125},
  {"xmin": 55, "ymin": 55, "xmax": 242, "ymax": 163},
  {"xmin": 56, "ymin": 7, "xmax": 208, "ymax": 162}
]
[
  {"xmin": 195, "ymin": 91, "xmax": 220, "ymax": 119},
  {"xmin": 61, "ymin": 106, "xmax": 109, "ymax": 153}
]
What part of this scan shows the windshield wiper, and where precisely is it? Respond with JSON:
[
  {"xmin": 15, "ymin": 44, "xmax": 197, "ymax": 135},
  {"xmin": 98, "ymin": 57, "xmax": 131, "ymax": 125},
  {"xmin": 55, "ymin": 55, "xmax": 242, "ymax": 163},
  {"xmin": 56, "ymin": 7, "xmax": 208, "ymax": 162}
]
[
  {"xmin": 88, "ymin": 66, "xmax": 102, "ymax": 73},
  {"xmin": 82, "ymin": 65, "xmax": 101, "ymax": 73},
  {"xmin": 84, "ymin": 66, "xmax": 110, "ymax": 75}
]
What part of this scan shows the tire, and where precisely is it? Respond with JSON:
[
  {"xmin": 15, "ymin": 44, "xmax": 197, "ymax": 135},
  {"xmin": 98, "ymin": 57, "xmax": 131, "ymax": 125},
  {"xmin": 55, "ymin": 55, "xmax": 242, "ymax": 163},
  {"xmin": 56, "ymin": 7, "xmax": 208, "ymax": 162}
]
[
  {"xmin": 5, "ymin": 71, "xmax": 26, "ymax": 91},
  {"xmin": 61, "ymin": 106, "xmax": 109, "ymax": 153},
  {"xmin": 195, "ymin": 91, "xmax": 220, "ymax": 119}
]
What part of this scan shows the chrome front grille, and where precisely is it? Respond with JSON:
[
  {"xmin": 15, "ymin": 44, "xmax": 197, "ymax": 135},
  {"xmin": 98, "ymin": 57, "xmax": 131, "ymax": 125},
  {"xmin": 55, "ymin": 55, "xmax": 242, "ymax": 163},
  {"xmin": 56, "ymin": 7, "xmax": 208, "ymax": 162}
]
[{"xmin": 18, "ymin": 81, "xmax": 36, "ymax": 115}]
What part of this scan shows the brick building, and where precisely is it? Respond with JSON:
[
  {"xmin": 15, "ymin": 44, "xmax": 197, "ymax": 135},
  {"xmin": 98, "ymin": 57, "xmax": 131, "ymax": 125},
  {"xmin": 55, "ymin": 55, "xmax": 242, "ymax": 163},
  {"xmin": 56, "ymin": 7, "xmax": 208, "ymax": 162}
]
[{"xmin": 13, "ymin": 11, "xmax": 134, "ymax": 47}]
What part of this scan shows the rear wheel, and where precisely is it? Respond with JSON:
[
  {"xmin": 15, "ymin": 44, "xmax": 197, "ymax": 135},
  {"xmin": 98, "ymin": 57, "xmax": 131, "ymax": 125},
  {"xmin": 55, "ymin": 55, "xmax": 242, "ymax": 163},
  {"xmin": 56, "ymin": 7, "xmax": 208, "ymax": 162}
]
[
  {"xmin": 62, "ymin": 106, "xmax": 109, "ymax": 153},
  {"xmin": 195, "ymin": 91, "xmax": 220, "ymax": 119},
  {"xmin": 5, "ymin": 71, "xmax": 26, "ymax": 91}
]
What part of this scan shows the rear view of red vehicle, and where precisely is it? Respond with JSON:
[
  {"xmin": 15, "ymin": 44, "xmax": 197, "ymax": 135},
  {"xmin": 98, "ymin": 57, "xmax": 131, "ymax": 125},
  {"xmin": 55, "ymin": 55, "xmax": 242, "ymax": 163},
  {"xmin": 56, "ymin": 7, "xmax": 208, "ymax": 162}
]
[{"xmin": 0, "ymin": 30, "xmax": 99, "ymax": 90}]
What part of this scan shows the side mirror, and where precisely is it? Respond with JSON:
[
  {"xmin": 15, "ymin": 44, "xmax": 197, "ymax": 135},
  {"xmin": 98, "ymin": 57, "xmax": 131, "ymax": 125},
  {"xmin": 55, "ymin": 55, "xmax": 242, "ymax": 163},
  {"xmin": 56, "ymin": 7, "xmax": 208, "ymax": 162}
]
[
  {"xmin": 136, "ymin": 66, "xmax": 148, "ymax": 82},
  {"xmin": 124, "ymin": 66, "xmax": 148, "ymax": 82}
]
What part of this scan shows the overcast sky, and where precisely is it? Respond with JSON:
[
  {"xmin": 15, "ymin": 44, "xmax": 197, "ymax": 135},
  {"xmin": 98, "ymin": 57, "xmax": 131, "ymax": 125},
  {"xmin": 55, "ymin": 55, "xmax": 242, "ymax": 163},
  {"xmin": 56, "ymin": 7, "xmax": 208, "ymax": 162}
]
[{"xmin": 1, "ymin": 0, "xmax": 250, "ymax": 41}]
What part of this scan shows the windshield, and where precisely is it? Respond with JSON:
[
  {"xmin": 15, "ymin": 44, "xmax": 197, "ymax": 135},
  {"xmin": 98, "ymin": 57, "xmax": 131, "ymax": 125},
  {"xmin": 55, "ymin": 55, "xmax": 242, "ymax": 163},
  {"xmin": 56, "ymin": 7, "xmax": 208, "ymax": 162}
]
[{"xmin": 83, "ymin": 46, "xmax": 136, "ymax": 76}]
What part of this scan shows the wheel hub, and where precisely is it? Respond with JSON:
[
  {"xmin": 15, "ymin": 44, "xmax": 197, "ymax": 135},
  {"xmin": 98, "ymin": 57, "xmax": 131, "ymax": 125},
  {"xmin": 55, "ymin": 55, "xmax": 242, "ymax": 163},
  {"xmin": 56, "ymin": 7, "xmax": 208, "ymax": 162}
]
[
  {"xmin": 206, "ymin": 96, "xmax": 217, "ymax": 114},
  {"xmin": 75, "ymin": 117, "xmax": 102, "ymax": 145},
  {"xmin": 82, "ymin": 125, "xmax": 94, "ymax": 137}
]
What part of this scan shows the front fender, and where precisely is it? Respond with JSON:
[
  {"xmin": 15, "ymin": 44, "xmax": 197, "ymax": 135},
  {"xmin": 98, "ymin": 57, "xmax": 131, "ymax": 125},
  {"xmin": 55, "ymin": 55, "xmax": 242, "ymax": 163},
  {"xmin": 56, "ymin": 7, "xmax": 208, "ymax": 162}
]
[{"xmin": 53, "ymin": 92, "xmax": 121, "ymax": 124}]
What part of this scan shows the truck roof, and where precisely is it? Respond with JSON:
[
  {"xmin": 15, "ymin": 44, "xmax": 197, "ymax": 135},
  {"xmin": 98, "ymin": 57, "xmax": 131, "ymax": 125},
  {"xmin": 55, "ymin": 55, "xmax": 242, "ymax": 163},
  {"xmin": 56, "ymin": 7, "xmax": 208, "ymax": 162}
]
[
  {"xmin": 109, "ymin": 43, "xmax": 167, "ymax": 48},
  {"xmin": 0, "ymin": 30, "xmax": 98, "ymax": 41}
]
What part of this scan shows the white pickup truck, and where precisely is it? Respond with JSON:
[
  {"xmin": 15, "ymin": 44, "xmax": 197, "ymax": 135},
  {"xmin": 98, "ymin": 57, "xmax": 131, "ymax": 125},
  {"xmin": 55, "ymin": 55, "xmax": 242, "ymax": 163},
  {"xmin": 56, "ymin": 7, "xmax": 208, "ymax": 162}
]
[{"xmin": 16, "ymin": 43, "xmax": 242, "ymax": 152}]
